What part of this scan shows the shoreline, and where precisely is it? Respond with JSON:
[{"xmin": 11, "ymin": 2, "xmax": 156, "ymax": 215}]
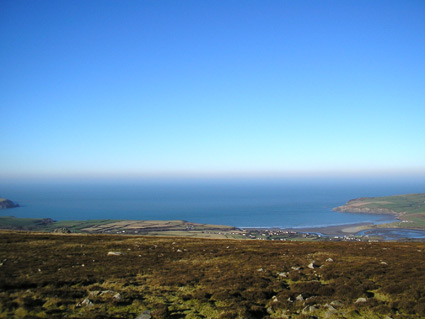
[
  {"xmin": 279, "ymin": 222, "xmax": 374, "ymax": 236},
  {"xmin": 241, "ymin": 213, "xmax": 400, "ymax": 236},
  {"xmin": 242, "ymin": 222, "xmax": 374, "ymax": 236}
]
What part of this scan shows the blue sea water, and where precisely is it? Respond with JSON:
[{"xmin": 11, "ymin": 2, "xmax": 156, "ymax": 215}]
[{"xmin": 1, "ymin": 178, "xmax": 424, "ymax": 229}]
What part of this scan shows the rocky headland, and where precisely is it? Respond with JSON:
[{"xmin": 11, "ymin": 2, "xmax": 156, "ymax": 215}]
[{"xmin": 0, "ymin": 199, "xmax": 19, "ymax": 210}]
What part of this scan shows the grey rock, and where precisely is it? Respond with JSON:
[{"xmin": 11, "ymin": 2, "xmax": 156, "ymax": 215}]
[
  {"xmin": 136, "ymin": 310, "xmax": 152, "ymax": 319},
  {"xmin": 88, "ymin": 290, "xmax": 101, "ymax": 297},
  {"xmin": 326, "ymin": 258, "xmax": 334, "ymax": 262},
  {"xmin": 330, "ymin": 300, "xmax": 343, "ymax": 307},
  {"xmin": 355, "ymin": 297, "xmax": 367, "ymax": 303},
  {"xmin": 77, "ymin": 298, "xmax": 93, "ymax": 307},
  {"xmin": 302, "ymin": 305, "xmax": 318, "ymax": 314},
  {"xmin": 296, "ymin": 294, "xmax": 304, "ymax": 302},
  {"xmin": 107, "ymin": 251, "xmax": 123, "ymax": 256},
  {"xmin": 99, "ymin": 290, "xmax": 115, "ymax": 296},
  {"xmin": 52, "ymin": 227, "xmax": 71, "ymax": 233},
  {"xmin": 113, "ymin": 293, "xmax": 122, "ymax": 300},
  {"xmin": 324, "ymin": 309, "xmax": 338, "ymax": 318},
  {"xmin": 308, "ymin": 261, "xmax": 318, "ymax": 269},
  {"xmin": 324, "ymin": 304, "xmax": 337, "ymax": 311}
]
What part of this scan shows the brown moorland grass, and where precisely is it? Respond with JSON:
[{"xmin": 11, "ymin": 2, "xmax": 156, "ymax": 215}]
[{"xmin": 0, "ymin": 231, "xmax": 424, "ymax": 318}]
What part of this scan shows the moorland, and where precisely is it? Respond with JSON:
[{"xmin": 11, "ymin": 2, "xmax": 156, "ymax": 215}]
[{"xmin": 1, "ymin": 231, "xmax": 425, "ymax": 318}]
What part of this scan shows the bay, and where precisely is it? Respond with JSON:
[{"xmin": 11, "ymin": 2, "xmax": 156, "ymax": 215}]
[{"xmin": 1, "ymin": 178, "xmax": 424, "ymax": 228}]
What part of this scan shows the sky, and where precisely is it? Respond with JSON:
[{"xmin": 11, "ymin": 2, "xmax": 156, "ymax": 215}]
[{"xmin": 1, "ymin": 0, "xmax": 425, "ymax": 179}]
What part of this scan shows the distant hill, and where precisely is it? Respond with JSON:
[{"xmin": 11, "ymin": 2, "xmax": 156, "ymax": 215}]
[
  {"xmin": 334, "ymin": 193, "xmax": 425, "ymax": 228},
  {"xmin": 0, "ymin": 198, "xmax": 19, "ymax": 209}
]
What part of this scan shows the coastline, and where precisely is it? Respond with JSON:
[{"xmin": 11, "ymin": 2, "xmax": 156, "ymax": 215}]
[
  {"xmin": 242, "ymin": 213, "xmax": 400, "ymax": 236},
  {"xmin": 279, "ymin": 222, "xmax": 374, "ymax": 236}
]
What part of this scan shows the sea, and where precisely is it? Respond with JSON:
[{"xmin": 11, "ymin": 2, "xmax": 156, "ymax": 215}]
[{"xmin": 1, "ymin": 177, "xmax": 425, "ymax": 229}]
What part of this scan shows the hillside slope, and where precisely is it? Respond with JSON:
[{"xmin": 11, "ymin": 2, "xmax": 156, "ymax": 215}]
[{"xmin": 333, "ymin": 193, "xmax": 425, "ymax": 228}]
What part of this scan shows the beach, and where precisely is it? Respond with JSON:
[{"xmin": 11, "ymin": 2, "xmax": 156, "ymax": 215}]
[{"xmin": 283, "ymin": 222, "xmax": 373, "ymax": 236}]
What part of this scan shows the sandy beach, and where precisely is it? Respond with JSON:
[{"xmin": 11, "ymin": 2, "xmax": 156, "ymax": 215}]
[{"xmin": 280, "ymin": 222, "xmax": 375, "ymax": 236}]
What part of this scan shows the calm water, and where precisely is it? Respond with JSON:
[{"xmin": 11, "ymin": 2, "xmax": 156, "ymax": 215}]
[
  {"xmin": 357, "ymin": 229, "xmax": 425, "ymax": 240},
  {"xmin": 1, "ymin": 178, "xmax": 424, "ymax": 228}
]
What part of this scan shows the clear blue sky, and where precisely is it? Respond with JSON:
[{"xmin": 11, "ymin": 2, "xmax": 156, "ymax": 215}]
[{"xmin": 1, "ymin": 0, "xmax": 425, "ymax": 179}]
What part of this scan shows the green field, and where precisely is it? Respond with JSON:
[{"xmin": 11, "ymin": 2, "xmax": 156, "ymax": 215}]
[
  {"xmin": 334, "ymin": 193, "xmax": 425, "ymax": 228},
  {"xmin": 0, "ymin": 217, "xmax": 241, "ymax": 239}
]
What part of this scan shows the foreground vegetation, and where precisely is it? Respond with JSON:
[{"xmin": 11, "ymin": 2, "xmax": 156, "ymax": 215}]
[
  {"xmin": 334, "ymin": 193, "xmax": 425, "ymax": 228},
  {"xmin": 0, "ymin": 232, "xmax": 424, "ymax": 318}
]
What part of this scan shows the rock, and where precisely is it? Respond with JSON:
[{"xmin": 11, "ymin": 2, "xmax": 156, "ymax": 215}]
[
  {"xmin": 176, "ymin": 249, "xmax": 183, "ymax": 253},
  {"xmin": 302, "ymin": 305, "xmax": 318, "ymax": 314},
  {"xmin": 308, "ymin": 261, "xmax": 318, "ymax": 269},
  {"xmin": 324, "ymin": 304, "xmax": 337, "ymax": 311},
  {"xmin": 325, "ymin": 309, "xmax": 338, "ymax": 318},
  {"xmin": 291, "ymin": 266, "xmax": 301, "ymax": 270},
  {"xmin": 326, "ymin": 258, "xmax": 334, "ymax": 262},
  {"xmin": 89, "ymin": 291, "xmax": 100, "ymax": 297},
  {"xmin": 296, "ymin": 294, "xmax": 304, "ymax": 302},
  {"xmin": 381, "ymin": 261, "xmax": 388, "ymax": 265},
  {"xmin": 113, "ymin": 293, "xmax": 122, "ymax": 300},
  {"xmin": 272, "ymin": 295, "xmax": 278, "ymax": 302},
  {"xmin": 107, "ymin": 251, "xmax": 123, "ymax": 256},
  {"xmin": 330, "ymin": 300, "xmax": 343, "ymax": 307},
  {"xmin": 277, "ymin": 272, "xmax": 288, "ymax": 277},
  {"xmin": 52, "ymin": 227, "xmax": 71, "ymax": 233},
  {"xmin": 99, "ymin": 290, "xmax": 115, "ymax": 297},
  {"xmin": 257, "ymin": 268, "xmax": 264, "ymax": 272},
  {"xmin": 136, "ymin": 310, "xmax": 152, "ymax": 319},
  {"xmin": 77, "ymin": 298, "xmax": 93, "ymax": 307},
  {"xmin": 355, "ymin": 297, "xmax": 367, "ymax": 303}
]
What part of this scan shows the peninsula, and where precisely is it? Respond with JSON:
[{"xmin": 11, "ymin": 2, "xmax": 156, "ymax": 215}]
[
  {"xmin": 333, "ymin": 193, "xmax": 425, "ymax": 229},
  {"xmin": 0, "ymin": 198, "xmax": 19, "ymax": 209}
]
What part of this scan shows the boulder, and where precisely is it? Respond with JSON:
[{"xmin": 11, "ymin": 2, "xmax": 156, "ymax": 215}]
[
  {"xmin": 107, "ymin": 251, "xmax": 123, "ymax": 256},
  {"xmin": 355, "ymin": 297, "xmax": 367, "ymax": 303},
  {"xmin": 77, "ymin": 298, "xmax": 93, "ymax": 307},
  {"xmin": 136, "ymin": 310, "xmax": 152, "ymax": 319},
  {"xmin": 330, "ymin": 300, "xmax": 343, "ymax": 307},
  {"xmin": 308, "ymin": 261, "xmax": 318, "ymax": 269},
  {"xmin": 325, "ymin": 309, "xmax": 338, "ymax": 318},
  {"xmin": 113, "ymin": 293, "xmax": 122, "ymax": 300},
  {"xmin": 302, "ymin": 305, "xmax": 318, "ymax": 314},
  {"xmin": 52, "ymin": 227, "xmax": 71, "ymax": 233}
]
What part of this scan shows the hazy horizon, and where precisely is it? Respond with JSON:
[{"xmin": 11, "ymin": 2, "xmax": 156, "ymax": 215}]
[{"xmin": 1, "ymin": 1, "xmax": 424, "ymax": 180}]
